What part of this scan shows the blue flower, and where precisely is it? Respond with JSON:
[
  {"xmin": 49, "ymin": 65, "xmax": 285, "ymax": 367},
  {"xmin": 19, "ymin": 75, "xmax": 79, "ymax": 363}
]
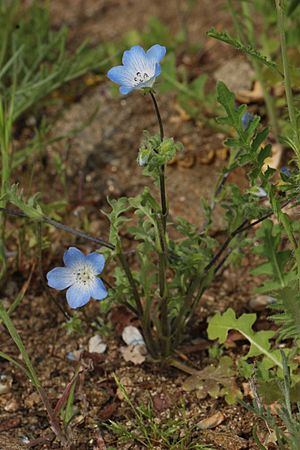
[
  {"xmin": 280, "ymin": 166, "xmax": 292, "ymax": 177},
  {"xmin": 47, "ymin": 247, "xmax": 108, "ymax": 309},
  {"xmin": 107, "ymin": 44, "xmax": 166, "ymax": 95},
  {"xmin": 241, "ymin": 111, "xmax": 253, "ymax": 130}
]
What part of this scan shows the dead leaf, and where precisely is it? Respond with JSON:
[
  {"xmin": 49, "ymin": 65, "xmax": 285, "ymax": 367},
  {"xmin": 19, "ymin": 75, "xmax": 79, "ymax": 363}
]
[
  {"xmin": 122, "ymin": 326, "xmax": 144, "ymax": 346},
  {"xmin": 88, "ymin": 335, "xmax": 107, "ymax": 354},
  {"xmin": 183, "ymin": 356, "xmax": 242, "ymax": 404},
  {"xmin": 120, "ymin": 344, "xmax": 147, "ymax": 365},
  {"xmin": 262, "ymin": 143, "xmax": 283, "ymax": 171},
  {"xmin": 197, "ymin": 411, "xmax": 225, "ymax": 429},
  {"xmin": 201, "ymin": 430, "xmax": 248, "ymax": 449}
]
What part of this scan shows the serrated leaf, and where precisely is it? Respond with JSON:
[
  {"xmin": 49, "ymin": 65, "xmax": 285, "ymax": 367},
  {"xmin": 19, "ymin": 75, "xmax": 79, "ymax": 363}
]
[
  {"xmin": 276, "ymin": 286, "xmax": 300, "ymax": 339},
  {"xmin": 104, "ymin": 197, "xmax": 131, "ymax": 245},
  {"xmin": 207, "ymin": 308, "xmax": 282, "ymax": 369},
  {"xmin": 7, "ymin": 184, "xmax": 44, "ymax": 220}
]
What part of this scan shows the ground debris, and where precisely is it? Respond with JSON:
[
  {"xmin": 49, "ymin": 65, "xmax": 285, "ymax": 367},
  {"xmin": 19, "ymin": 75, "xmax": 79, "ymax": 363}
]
[{"xmin": 197, "ymin": 411, "xmax": 225, "ymax": 429}]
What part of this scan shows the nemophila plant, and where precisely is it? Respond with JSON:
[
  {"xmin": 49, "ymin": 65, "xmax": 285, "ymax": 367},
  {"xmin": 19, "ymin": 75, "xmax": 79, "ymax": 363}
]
[
  {"xmin": 2, "ymin": 1, "xmax": 300, "ymax": 447},
  {"xmin": 3, "ymin": 43, "xmax": 283, "ymax": 366}
]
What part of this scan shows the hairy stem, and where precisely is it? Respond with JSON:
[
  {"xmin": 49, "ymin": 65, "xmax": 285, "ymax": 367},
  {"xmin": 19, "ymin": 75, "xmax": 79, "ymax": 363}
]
[
  {"xmin": 275, "ymin": 0, "xmax": 300, "ymax": 161},
  {"xmin": 149, "ymin": 91, "xmax": 167, "ymax": 232},
  {"xmin": 0, "ymin": 207, "xmax": 114, "ymax": 249},
  {"xmin": 149, "ymin": 91, "xmax": 171, "ymax": 356}
]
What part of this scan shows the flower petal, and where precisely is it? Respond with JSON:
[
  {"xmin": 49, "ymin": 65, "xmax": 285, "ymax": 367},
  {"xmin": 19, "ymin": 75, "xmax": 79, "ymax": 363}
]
[
  {"xmin": 47, "ymin": 267, "xmax": 74, "ymax": 290},
  {"xmin": 86, "ymin": 252, "xmax": 105, "ymax": 274},
  {"xmin": 63, "ymin": 247, "xmax": 85, "ymax": 268},
  {"xmin": 107, "ymin": 65, "xmax": 134, "ymax": 87},
  {"xmin": 120, "ymin": 85, "xmax": 134, "ymax": 94},
  {"xmin": 122, "ymin": 45, "xmax": 147, "ymax": 71},
  {"xmin": 66, "ymin": 284, "xmax": 91, "ymax": 309},
  {"xmin": 90, "ymin": 278, "xmax": 108, "ymax": 300},
  {"xmin": 154, "ymin": 62, "xmax": 161, "ymax": 78},
  {"xmin": 146, "ymin": 45, "xmax": 166, "ymax": 64}
]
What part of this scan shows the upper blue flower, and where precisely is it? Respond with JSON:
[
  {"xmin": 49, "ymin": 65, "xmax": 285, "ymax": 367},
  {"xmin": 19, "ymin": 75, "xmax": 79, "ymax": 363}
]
[
  {"xmin": 107, "ymin": 44, "xmax": 166, "ymax": 95},
  {"xmin": 47, "ymin": 247, "xmax": 108, "ymax": 309}
]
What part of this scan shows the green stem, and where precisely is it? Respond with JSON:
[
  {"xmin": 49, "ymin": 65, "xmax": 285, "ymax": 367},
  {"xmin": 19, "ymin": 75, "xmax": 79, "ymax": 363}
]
[
  {"xmin": 228, "ymin": 0, "xmax": 279, "ymax": 139},
  {"xmin": 149, "ymin": 91, "xmax": 167, "ymax": 232},
  {"xmin": 0, "ymin": 101, "xmax": 11, "ymax": 279},
  {"xmin": 149, "ymin": 91, "xmax": 171, "ymax": 357},
  {"xmin": 117, "ymin": 250, "xmax": 143, "ymax": 317},
  {"xmin": 275, "ymin": 0, "xmax": 300, "ymax": 160},
  {"xmin": 172, "ymin": 275, "xmax": 201, "ymax": 346}
]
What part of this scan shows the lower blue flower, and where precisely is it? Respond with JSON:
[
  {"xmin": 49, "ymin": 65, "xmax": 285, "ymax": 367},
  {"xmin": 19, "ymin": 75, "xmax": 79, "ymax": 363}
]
[{"xmin": 47, "ymin": 247, "xmax": 108, "ymax": 309}]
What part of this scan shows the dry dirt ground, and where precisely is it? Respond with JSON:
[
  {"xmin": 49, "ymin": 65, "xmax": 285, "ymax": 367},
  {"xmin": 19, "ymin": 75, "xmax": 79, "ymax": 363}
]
[{"xmin": 0, "ymin": 1, "xmax": 271, "ymax": 449}]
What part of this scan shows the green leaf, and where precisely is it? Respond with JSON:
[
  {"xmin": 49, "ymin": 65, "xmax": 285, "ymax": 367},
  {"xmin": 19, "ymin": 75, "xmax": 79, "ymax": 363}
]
[
  {"xmin": 207, "ymin": 28, "xmax": 279, "ymax": 72},
  {"xmin": 103, "ymin": 197, "xmax": 131, "ymax": 246},
  {"xmin": 207, "ymin": 308, "xmax": 282, "ymax": 369},
  {"xmin": 253, "ymin": 220, "xmax": 287, "ymax": 288},
  {"xmin": 6, "ymin": 184, "xmax": 44, "ymax": 220},
  {"xmin": 276, "ymin": 286, "xmax": 300, "ymax": 339}
]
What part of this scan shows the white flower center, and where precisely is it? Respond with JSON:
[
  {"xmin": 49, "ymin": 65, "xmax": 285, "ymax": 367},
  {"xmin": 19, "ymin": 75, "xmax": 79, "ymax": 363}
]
[
  {"xmin": 133, "ymin": 71, "xmax": 150, "ymax": 85},
  {"xmin": 73, "ymin": 265, "xmax": 95, "ymax": 286}
]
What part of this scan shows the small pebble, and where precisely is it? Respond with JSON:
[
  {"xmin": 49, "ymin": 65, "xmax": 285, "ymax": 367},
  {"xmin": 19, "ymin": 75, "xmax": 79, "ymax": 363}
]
[
  {"xmin": 0, "ymin": 375, "xmax": 12, "ymax": 395},
  {"xmin": 4, "ymin": 398, "xmax": 19, "ymax": 412}
]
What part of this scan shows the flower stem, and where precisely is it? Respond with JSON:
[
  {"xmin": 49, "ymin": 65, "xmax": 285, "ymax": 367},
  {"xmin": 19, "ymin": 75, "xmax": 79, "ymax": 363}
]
[
  {"xmin": 149, "ymin": 91, "xmax": 170, "ymax": 357},
  {"xmin": 149, "ymin": 91, "xmax": 167, "ymax": 232},
  {"xmin": 275, "ymin": 0, "xmax": 300, "ymax": 161}
]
